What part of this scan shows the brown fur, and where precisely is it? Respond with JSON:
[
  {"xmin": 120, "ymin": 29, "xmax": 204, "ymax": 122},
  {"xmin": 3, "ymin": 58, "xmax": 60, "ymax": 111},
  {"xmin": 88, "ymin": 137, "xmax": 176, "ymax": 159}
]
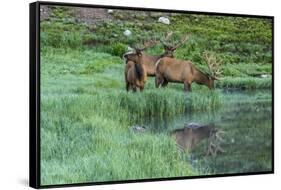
[
  {"xmin": 140, "ymin": 54, "xmax": 162, "ymax": 76},
  {"xmin": 155, "ymin": 57, "xmax": 215, "ymax": 92},
  {"xmin": 124, "ymin": 60, "xmax": 147, "ymax": 92},
  {"xmin": 124, "ymin": 48, "xmax": 175, "ymax": 77}
]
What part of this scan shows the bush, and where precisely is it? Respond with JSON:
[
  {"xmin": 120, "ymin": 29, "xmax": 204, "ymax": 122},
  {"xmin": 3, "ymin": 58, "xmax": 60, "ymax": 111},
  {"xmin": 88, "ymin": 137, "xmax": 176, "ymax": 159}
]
[{"xmin": 108, "ymin": 43, "xmax": 127, "ymax": 57}]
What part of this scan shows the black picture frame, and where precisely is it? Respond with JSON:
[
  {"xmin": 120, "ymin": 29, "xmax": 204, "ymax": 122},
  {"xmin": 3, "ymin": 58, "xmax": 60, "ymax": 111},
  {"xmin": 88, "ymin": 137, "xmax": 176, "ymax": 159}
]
[{"xmin": 30, "ymin": 1, "xmax": 274, "ymax": 189}]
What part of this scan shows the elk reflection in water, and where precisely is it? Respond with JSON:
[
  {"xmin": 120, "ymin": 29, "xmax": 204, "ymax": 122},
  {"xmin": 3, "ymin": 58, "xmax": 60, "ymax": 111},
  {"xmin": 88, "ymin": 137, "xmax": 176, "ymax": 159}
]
[{"xmin": 171, "ymin": 123, "xmax": 225, "ymax": 156}]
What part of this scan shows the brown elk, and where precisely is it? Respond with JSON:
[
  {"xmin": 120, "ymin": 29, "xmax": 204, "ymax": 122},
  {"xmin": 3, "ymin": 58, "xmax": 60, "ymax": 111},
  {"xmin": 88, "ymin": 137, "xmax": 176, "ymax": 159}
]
[
  {"xmin": 124, "ymin": 40, "xmax": 157, "ymax": 92},
  {"xmin": 171, "ymin": 123, "xmax": 225, "ymax": 156},
  {"xmin": 124, "ymin": 60, "xmax": 146, "ymax": 92},
  {"xmin": 155, "ymin": 51, "xmax": 223, "ymax": 92},
  {"xmin": 124, "ymin": 32, "xmax": 189, "ymax": 77}
]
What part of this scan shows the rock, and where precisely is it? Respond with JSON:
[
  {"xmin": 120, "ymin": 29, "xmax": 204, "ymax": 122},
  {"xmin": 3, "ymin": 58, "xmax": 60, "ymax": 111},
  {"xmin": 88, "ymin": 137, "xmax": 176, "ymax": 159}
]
[
  {"xmin": 184, "ymin": 122, "xmax": 203, "ymax": 129},
  {"xmin": 130, "ymin": 125, "xmax": 147, "ymax": 133},
  {"xmin": 260, "ymin": 74, "xmax": 269, "ymax": 78},
  {"xmin": 158, "ymin": 17, "xmax": 170, "ymax": 25},
  {"xmin": 123, "ymin": 29, "xmax": 132, "ymax": 37},
  {"xmin": 107, "ymin": 9, "xmax": 113, "ymax": 14}
]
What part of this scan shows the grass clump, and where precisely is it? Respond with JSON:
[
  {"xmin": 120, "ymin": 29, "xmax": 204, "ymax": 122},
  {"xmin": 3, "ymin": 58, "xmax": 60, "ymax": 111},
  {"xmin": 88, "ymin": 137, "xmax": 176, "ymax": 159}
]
[{"xmin": 216, "ymin": 77, "xmax": 272, "ymax": 89}]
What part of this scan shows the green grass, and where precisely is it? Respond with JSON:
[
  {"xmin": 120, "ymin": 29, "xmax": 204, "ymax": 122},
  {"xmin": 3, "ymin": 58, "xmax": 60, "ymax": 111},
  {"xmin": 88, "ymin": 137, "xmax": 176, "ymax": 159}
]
[
  {"xmin": 39, "ymin": 6, "xmax": 273, "ymax": 185},
  {"xmin": 40, "ymin": 47, "xmax": 272, "ymax": 185},
  {"xmin": 216, "ymin": 77, "xmax": 272, "ymax": 89},
  {"xmin": 41, "ymin": 6, "xmax": 272, "ymax": 64},
  {"xmin": 41, "ymin": 94, "xmax": 195, "ymax": 184},
  {"xmin": 40, "ymin": 48, "xmax": 201, "ymax": 185}
]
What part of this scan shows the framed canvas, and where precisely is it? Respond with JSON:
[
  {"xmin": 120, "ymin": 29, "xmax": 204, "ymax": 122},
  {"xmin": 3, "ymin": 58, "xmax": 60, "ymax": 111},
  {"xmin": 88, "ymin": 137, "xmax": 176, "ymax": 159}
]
[{"xmin": 29, "ymin": 1, "xmax": 274, "ymax": 188}]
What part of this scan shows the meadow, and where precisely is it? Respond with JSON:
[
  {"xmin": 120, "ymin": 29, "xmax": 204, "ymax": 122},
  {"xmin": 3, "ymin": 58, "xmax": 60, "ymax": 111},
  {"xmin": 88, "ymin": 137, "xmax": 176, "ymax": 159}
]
[{"xmin": 40, "ymin": 5, "xmax": 272, "ymax": 185}]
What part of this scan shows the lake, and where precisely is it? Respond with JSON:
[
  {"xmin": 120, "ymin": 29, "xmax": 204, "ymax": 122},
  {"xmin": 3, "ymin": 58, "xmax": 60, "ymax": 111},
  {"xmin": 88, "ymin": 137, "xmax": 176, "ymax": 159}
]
[{"xmin": 140, "ymin": 89, "xmax": 272, "ymax": 175}]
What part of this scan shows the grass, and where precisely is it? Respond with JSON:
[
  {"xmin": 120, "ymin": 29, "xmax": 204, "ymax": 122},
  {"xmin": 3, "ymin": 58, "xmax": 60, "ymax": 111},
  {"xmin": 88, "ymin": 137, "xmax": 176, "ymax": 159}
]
[
  {"xmin": 40, "ymin": 48, "xmax": 227, "ymax": 185},
  {"xmin": 41, "ymin": 95, "xmax": 195, "ymax": 184},
  {"xmin": 39, "ymin": 6, "xmax": 273, "ymax": 185},
  {"xmin": 40, "ymin": 49, "xmax": 201, "ymax": 185},
  {"xmin": 216, "ymin": 77, "xmax": 272, "ymax": 89},
  {"xmin": 41, "ymin": 6, "xmax": 273, "ymax": 64},
  {"xmin": 40, "ymin": 48, "xmax": 272, "ymax": 185}
]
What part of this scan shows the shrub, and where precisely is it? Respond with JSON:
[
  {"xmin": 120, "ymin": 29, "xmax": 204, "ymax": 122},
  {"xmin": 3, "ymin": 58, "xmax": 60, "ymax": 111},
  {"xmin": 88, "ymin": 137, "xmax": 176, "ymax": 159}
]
[{"xmin": 108, "ymin": 43, "xmax": 127, "ymax": 57}]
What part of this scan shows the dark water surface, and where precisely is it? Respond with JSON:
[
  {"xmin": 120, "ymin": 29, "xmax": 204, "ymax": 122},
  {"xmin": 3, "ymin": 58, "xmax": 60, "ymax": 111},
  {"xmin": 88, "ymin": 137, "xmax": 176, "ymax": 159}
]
[{"xmin": 143, "ymin": 90, "xmax": 272, "ymax": 175}]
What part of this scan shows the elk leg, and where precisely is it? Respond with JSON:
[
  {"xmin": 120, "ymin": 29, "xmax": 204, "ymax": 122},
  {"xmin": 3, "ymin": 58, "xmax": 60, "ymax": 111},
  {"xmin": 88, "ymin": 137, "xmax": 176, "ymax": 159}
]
[
  {"xmin": 132, "ymin": 85, "xmax": 137, "ymax": 92},
  {"xmin": 162, "ymin": 80, "xmax": 168, "ymax": 87},
  {"xmin": 126, "ymin": 82, "xmax": 129, "ymax": 92},
  {"xmin": 140, "ymin": 85, "xmax": 144, "ymax": 92},
  {"xmin": 184, "ymin": 82, "xmax": 191, "ymax": 92},
  {"xmin": 155, "ymin": 74, "xmax": 164, "ymax": 88}
]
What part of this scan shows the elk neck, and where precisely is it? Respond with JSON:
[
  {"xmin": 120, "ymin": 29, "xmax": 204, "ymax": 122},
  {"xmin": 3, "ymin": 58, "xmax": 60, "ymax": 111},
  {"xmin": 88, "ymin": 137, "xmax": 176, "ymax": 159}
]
[{"xmin": 134, "ymin": 55, "xmax": 145, "ymax": 81}]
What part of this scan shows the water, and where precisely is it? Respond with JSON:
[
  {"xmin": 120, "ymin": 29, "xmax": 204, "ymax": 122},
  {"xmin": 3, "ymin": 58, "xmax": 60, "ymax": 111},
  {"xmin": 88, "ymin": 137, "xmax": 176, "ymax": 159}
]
[{"xmin": 143, "ymin": 90, "xmax": 272, "ymax": 175}]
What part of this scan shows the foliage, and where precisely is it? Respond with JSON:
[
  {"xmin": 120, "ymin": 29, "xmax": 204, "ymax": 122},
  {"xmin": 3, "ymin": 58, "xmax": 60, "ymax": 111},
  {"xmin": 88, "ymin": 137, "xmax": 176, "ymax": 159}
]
[{"xmin": 41, "ymin": 6, "xmax": 272, "ymax": 66}]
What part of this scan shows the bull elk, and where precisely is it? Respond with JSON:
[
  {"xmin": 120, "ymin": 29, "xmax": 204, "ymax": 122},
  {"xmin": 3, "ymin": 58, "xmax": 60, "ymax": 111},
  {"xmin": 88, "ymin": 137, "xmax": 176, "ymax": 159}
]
[
  {"xmin": 124, "ymin": 32, "xmax": 189, "ymax": 77},
  {"xmin": 124, "ymin": 40, "xmax": 157, "ymax": 92},
  {"xmin": 155, "ymin": 51, "xmax": 223, "ymax": 92},
  {"xmin": 124, "ymin": 60, "xmax": 146, "ymax": 92},
  {"xmin": 171, "ymin": 123, "xmax": 225, "ymax": 156}
]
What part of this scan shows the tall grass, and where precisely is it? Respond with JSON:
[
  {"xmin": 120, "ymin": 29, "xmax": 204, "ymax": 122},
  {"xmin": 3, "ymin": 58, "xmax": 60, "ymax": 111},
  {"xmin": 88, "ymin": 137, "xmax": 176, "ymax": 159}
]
[
  {"xmin": 40, "ymin": 45, "xmax": 272, "ymax": 185},
  {"xmin": 40, "ymin": 93, "xmax": 196, "ymax": 185},
  {"xmin": 216, "ymin": 77, "xmax": 272, "ymax": 89},
  {"xmin": 40, "ymin": 48, "xmax": 228, "ymax": 185}
]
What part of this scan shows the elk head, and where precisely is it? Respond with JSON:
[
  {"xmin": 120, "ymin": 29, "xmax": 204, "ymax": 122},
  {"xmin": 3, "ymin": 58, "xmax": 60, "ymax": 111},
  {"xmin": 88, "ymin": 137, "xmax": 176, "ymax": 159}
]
[
  {"xmin": 160, "ymin": 32, "xmax": 190, "ymax": 57},
  {"xmin": 202, "ymin": 51, "xmax": 223, "ymax": 89}
]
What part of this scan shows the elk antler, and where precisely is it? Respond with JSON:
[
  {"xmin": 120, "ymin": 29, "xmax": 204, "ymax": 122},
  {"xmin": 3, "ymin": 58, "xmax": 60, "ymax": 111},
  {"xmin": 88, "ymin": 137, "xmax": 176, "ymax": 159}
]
[
  {"xmin": 203, "ymin": 51, "xmax": 223, "ymax": 80},
  {"xmin": 132, "ymin": 37, "xmax": 159, "ymax": 52},
  {"xmin": 171, "ymin": 34, "xmax": 190, "ymax": 51},
  {"xmin": 160, "ymin": 31, "xmax": 173, "ymax": 47},
  {"xmin": 161, "ymin": 32, "xmax": 190, "ymax": 51}
]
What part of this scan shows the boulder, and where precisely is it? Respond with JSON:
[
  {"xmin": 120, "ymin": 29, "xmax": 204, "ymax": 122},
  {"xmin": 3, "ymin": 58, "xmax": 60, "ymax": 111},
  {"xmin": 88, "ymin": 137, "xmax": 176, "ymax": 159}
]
[
  {"xmin": 123, "ymin": 29, "xmax": 132, "ymax": 37},
  {"xmin": 158, "ymin": 17, "xmax": 170, "ymax": 25}
]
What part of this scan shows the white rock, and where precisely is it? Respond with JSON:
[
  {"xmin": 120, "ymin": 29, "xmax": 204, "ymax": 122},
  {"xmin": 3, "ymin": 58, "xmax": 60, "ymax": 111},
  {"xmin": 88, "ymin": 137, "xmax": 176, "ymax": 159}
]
[
  {"xmin": 107, "ymin": 9, "xmax": 113, "ymax": 14},
  {"xmin": 261, "ymin": 74, "xmax": 269, "ymax": 78},
  {"xmin": 158, "ymin": 17, "xmax": 170, "ymax": 25},
  {"xmin": 123, "ymin": 29, "xmax": 132, "ymax": 37}
]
